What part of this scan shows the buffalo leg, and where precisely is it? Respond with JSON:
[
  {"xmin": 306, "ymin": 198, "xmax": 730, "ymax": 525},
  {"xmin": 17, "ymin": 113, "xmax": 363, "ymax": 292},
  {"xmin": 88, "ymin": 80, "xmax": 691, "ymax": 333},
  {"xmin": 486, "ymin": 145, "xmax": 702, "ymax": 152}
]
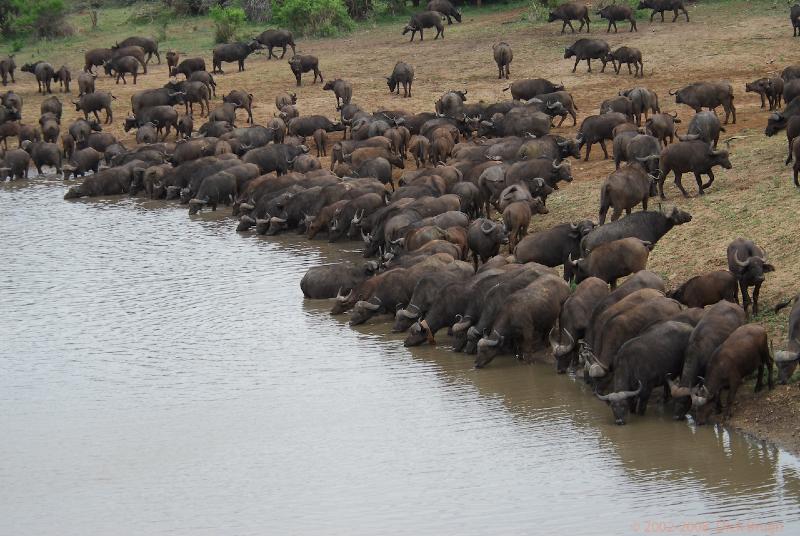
[
  {"xmin": 752, "ymin": 281, "xmax": 762, "ymax": 316},
  {"xmin": 630, "ymin": 19, "xmax": 637, "ymax": 32},
  {"xmin": 650, "ymin": 11, "xmax": 656, "ymax": 22},
  {"xmin": 599, "ymin": 139, "xmax": 609, "ymax": 159},
  {"xmin": 627, "ymin": 63, "xmax": 632, "ymax": 75},
  {"xmin": 637, "ymin": 390, "xmax": 652, "ymax": 416},
  {"xmin": 701, "ymin": 170, "xmax": 715, "ymax": 191},
  {"xmin": 572, "ymin": 57, "xmax": 580, "ymax": 73},
  {"xmin": 561, "ymin": 21, "xmax": 567, "ymax": 34},
  {"xmin": 674, "ymin": 172, "xmax": 689, "ymax": 197},
  {"xmin": 607, "ymin": 21, "xmax": 613, "ymax": 33},
  {"xmin": 610, "ymin": 207, "xmax": 623, "ymax": 221},
  {"xmin": 794, "ymin": 165, "xmax": 799, "ymax": 187},
  {"xmin": 693, "ymin": 172, "xmax": 705, "ymax": 195},
  {"xmin": 281, "ymin": 46, "xmax": 288, "ymax": 59},
  {"xmin": 586, "ymin": 58, "xmax": 592, "ymax": 72},
  {"xmin": 584, "ymin": 141, "xmax": 592, "ymax": 161},
  {"xmin": 295, "ymin": 73, "xmax": 301, "ymax": 86},
  {"xmin": 739, "ymin": 280, "xmax": 752, "ymax": 315}
]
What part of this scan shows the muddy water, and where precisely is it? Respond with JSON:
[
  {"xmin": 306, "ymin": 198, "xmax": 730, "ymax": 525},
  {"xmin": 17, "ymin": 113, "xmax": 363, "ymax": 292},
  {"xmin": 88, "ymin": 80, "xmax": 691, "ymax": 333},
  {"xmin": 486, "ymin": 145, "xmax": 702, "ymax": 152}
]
[{"xmin": 1, "ymin": 179, "xmax": 799, "ymax": 536}]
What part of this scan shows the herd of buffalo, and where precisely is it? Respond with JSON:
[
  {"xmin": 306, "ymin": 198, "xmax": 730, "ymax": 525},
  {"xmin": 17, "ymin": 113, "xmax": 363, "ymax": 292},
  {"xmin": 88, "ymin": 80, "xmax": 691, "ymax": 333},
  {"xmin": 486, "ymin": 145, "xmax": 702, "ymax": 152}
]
[{"xmin": 0, "ymin": 1, "xmax": 799, "ymax": 427}]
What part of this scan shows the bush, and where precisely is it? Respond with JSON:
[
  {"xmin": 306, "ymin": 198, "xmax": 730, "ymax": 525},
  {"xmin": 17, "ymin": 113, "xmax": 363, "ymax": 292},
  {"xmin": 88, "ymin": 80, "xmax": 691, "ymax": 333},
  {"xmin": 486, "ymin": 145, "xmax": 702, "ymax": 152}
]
[
  {"xmin": 274, "ymin": 0, "xmax": 355, "ymax": 37},
  {"xmin": 209, "ymin": 4, "xmax": 246, "ymax": 43},
  {"xmin": 241, "ymin": 0, "xmax": 271, "ymax": 22},
  {"xmin": 9, "ymin": 0, "xmax": 73, "ymax": 38}
]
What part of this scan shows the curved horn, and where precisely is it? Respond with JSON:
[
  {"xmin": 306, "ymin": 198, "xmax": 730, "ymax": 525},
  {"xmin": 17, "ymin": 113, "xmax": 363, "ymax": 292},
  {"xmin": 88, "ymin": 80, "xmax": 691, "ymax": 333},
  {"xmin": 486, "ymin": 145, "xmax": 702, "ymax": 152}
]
[
  {"xmin": 774, "ymin": 350, "xmax": 800, "ymax": 363},
  {"xmin": 733, "ymin": 249, "xmax": 750, "ymax": 268},
  {"xmin": 549, "ymin": 326, "xmax": 575, "ymax": 357},
  {"xmin": 552, "ymin": 161, "xmax": 568, "ymax": 169},
  {"xmin": 668, "ymin": 88, "xmax": 678, "ymax": 96},
  {"xmin": 480, "ymin": 220, "xmax": 495, "ymax": 234},
  {"xmin": 451, "ymin": 315, "xmax": 472, "ymax": 333},
  {"xmin": 239, "ymin": 202, "xmax": 254, "ymax": 211},
  {"xmin": 396, "ymin": 304, "xmax": 420, "ymax": 320},
  {"xmin": 336, "ymin": 288, "xmax": 354, "ymax": 303},
  {"xmin": 355, "ymin": 299, "xmax": 381, "ymax": 311}
]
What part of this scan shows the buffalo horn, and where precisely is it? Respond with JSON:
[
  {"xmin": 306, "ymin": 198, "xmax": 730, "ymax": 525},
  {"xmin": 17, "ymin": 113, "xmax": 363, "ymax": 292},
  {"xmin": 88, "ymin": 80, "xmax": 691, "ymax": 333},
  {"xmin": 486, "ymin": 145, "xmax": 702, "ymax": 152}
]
[
  {"xmin": 480, "ymin": 220, "xmax": 495, "ymax": 234},
  {"xmin": 774, "ymin": 350, "xmax": 800, "ymax": 363},
  {"xmin": 733, "ymin": 250, "xmax": 751, "ymax": 268},
  {"xmin": 549, "ymin": 327, "xmax": 575, "ymax": 357},
  {"xmin": 451, "ymin": 315, "xmax": 473, "ymax": 333}
]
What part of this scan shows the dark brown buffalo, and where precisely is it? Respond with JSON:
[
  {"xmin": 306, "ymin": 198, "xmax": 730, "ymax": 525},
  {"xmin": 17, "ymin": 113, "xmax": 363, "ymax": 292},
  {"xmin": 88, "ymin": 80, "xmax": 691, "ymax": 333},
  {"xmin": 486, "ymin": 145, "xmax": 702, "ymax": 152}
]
[
  {"xmin": 492, "ymin": 42, "xmax": 513, "ymax": 79},
  {"xmin": 323, "ymin": 79, "xmax": 353, "ymax": 110},
  {"xmin": 668, "ymin": 300, "xmax": 745, "ymax": 420},
  {"xmin": 256, "ymin": 29, "xmax": 297, "ymax": 59},
  {"xmin": 644, "ymin": 112, "xmax": 680, "ymax": 145},
  {"xmin": 583, "ymin": 292, "xmax": 681, "ymax": 380},
  {"xmin": 577, "ymin": 112, "xmax": 628, "ymax": 160},
  {"xmin": 727, "ymin": 238, "xmax": 774, "ymax": 316},
  {"xmin": 114, "ymin": 37, "xmax": 160, "ymax": 64},
  {"xmin": 598, "ymin": 162, "xmax": 656, "ymax": 223},
  {"xmin": 388, "ymin": 62, "xmax": 414, "ymax": 98},
  {"xmin": 548, "ymin": 2, "xmax": 591, "ymax": 33},
  {"xmin": 403, "ymin": 11, "xmax": 445, "ymax": 41},
  {"xmin": 745, "ymin": 77, "xmax": 783, "ymax": 110},
  {"xmin": 596, "ymin": 5, "xmax": 637, "ymax": 32},
  {"xmin": 475, "ymin": 274, "xmax": 571, "ymax": 368},
  {"xmin": 550, "ymin": 277, "xmax": 609, "ymax": 373},
  {"xmin": 597, "ymin": 320, "xmax": 694, "ymax": 425},
  {"xmin": 671, "ymin": 82, "xmax": 736, "ymax": 124},
  {"xmin": 564, "ymin": 38, "xmax": 611, "ymax": 72},
  {"xmin": 658, "ymin": 139, "xmax": 731, "ymax": 198},
  {"xmin": 668, "ymin": 270, "xmax": 737, "ymax": 308},
  {"xmin": 690, "ymin": 325, "xmax": 773, "ymax": 424},
  {"xmin": 605, "ymin": 46, "xmax": 643, "ymax": 77},
  {"xmin": 571, "ymin": 237, "xmax": 653, "ymax": 288},
  {"xmin": 637, "ymin": 0, "xmax": 689, "ymax": 22},
  {"xmin": 774, "ymin": 294, "xmax": 800, "ymax": 383},
  {"xmin": 288, "ymin": 55, "xmax": 322, "ymax": 86},
  {"xmin": 515, "ymin": 220, "xmax": 595, "ymax": 281},
  {"xmin": 84, "ymin": 48, "xmax": 113, "ymax": 74}
]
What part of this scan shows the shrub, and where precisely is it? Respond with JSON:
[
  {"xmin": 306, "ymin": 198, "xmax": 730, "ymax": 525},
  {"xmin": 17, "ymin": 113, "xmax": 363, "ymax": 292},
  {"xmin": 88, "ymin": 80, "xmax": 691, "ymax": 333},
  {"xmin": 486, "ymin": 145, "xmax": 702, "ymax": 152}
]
[
  {"xmin": 241, "ymin": 0, "xmax": 271, "ymax": 22},
  {"xmin": 274, "ymin": 0, "xmax": 355, "ymax": 37},
  {"xmin": 10, "ymin": 0, "xmax": 73, "ymax": 38},
  {"xmin": 209, "ymin": 5, "xmax": 246, "ymax": 43}
]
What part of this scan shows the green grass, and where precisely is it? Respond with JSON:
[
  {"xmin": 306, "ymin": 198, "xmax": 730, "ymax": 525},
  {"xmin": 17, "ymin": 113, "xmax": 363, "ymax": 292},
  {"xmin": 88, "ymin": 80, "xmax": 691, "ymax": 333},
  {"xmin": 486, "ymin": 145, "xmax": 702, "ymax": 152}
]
[{"xmin": 0, "ymin": 1, "xmax": 533, "ymax": 66}]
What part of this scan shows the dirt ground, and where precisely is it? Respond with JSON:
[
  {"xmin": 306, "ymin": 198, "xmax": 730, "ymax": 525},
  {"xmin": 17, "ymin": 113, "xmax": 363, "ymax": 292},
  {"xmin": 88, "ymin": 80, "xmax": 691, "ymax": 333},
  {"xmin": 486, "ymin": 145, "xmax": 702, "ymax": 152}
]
[{"xmin": 5, "ymin": 2, "xmax": 799, "ymax": 450}]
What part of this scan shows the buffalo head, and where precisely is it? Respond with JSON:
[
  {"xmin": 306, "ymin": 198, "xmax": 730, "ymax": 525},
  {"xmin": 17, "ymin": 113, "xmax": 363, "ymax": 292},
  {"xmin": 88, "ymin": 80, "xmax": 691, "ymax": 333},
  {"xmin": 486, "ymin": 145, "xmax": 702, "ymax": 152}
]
[
  {"xmin": 596, "ymin": 381, "xmax": 642, "ymax": 425},
  {"xmin": 775, "ymin": 345, "xmax": 800, "ymax": 384}
]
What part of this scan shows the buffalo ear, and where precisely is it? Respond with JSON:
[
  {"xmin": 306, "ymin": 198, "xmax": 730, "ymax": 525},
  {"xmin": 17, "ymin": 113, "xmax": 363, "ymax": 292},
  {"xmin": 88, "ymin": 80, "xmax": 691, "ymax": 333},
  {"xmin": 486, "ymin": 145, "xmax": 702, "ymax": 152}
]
[{"xmin": 763, "ymin": 263, "xmax": 776, "ymax": 273}]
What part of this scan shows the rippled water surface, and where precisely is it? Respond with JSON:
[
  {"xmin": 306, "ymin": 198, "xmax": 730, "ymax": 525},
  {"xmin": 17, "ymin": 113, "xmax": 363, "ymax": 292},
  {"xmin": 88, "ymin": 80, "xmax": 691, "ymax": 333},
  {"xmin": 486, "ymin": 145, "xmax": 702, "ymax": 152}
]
[{"xmin": 2, "ymin": 180, "xmax": 799, "ymax": 535}]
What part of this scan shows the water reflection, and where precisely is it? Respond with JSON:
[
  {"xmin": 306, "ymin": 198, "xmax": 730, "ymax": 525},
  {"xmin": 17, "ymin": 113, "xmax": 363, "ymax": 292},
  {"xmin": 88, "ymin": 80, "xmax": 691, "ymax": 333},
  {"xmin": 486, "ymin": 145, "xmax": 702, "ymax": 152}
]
[{"xmin": 1, "ymin": 180, "xmax": 798, "ymax": 536}]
